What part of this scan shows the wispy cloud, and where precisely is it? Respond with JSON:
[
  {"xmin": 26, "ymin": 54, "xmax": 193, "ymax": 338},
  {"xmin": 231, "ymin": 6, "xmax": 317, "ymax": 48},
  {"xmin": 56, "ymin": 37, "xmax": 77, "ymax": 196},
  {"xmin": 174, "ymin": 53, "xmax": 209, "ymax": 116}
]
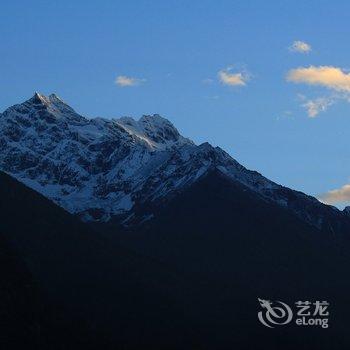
[
  {"xmin": 287, "ymin": 66, "xmax": 350, "ymax": 92},
  {"xmin": 202, "ymin": 78, "xmax": 214, "ymax": 84},
  {"xmin": 115, "ymin": 75, "xmax": 146, "ymax": 87},
  {"xmin": 286, "ymin": 66, "xmax": 350, "ymax": 117},
  {"xmin": 319, "ymin": 184, "xmax": 350, "ymax": 205},
  {"xmin": 302, "ymin": 96, "xmax": 335, "ymax": 117},
  {"xmin": 276, "ymin": 110, "xmax": 294, "ymax": 121},
  {"xmin": 289, "ymin": 40, "xmax": 312, "ymax": 53},
  {"xmin": 218, "ymin": 66, "xmax": 250, "ymax": 86}
]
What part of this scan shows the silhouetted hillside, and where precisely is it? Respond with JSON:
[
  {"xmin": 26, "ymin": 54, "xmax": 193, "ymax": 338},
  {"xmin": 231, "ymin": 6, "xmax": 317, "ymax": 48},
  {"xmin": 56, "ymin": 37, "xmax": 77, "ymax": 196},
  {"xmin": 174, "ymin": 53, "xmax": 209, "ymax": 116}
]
[
  {"xmin": 0, "ymin": 171, "xmax": 205, "ymax": 349},
  {"xmin": 118, "ymin": 170, "xmax": 350, "ymax": 349},
  {"xmin": 1, "ymin": 166, "xmax": 350, "ymax": 349}
]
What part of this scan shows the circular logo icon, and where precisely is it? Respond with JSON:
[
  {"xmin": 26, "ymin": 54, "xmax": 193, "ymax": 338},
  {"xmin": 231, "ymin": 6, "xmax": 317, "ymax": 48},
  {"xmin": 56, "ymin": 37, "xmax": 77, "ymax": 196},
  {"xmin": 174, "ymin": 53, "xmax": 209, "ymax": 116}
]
[{"xmin": 258, "ymin": 298, "xmax": 293, "ymax": 328}]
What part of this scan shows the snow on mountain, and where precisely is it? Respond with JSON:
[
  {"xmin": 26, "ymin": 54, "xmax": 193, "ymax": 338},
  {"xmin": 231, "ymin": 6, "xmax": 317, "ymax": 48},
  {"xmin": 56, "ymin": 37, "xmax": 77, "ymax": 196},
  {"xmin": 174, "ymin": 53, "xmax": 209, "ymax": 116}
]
[{"xmin": 0, "ymin": 93, "xmax": 346, "ymax": 228}]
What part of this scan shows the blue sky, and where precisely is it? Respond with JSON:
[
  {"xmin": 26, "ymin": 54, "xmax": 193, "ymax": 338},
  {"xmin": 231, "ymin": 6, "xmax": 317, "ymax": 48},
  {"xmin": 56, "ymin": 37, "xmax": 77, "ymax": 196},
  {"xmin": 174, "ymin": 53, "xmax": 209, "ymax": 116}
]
[{"xmin": 1, "ymin": 0, "xmax": 350, "ymax": 206}]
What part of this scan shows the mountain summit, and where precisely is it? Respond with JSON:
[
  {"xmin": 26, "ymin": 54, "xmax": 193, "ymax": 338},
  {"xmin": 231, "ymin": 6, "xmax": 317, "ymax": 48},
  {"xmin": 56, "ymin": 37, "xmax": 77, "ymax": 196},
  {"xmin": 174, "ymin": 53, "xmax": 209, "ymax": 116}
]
[
  {"xmin": 0, "ymin": 93, "xmax": 348, "ymax": 229},
  {"xmin": 2, "ymin": 94, "xmax": 350, "ymax": 349}
]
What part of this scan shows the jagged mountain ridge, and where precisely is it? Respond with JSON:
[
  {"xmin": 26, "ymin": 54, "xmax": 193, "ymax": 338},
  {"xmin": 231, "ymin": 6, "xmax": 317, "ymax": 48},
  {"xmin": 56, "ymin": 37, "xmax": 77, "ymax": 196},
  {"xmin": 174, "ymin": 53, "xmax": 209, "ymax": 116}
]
[{"xmin": 0, "ymin": 93, "xmax": 348, "ymax": 229}]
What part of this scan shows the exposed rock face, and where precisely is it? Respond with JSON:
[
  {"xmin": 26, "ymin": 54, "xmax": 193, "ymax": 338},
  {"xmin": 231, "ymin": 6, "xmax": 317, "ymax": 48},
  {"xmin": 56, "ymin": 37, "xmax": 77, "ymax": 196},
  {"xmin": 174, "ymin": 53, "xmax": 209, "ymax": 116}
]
[{"xmin": 0, "ymin": 93, "xmax": 348, "ymax": 230}]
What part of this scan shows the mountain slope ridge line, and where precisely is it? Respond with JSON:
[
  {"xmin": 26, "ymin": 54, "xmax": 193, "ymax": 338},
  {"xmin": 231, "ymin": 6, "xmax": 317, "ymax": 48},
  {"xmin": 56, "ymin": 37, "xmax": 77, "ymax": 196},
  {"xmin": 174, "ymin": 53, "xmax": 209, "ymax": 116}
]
[{"xmin": 0, "ymin": 93, "xmax": 348, "ymax": 230}]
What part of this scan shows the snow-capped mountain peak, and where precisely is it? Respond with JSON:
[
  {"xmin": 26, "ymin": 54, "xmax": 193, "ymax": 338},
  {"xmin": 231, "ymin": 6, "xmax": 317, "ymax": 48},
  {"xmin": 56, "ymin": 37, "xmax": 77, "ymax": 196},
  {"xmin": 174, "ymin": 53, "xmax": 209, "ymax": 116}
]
[
  {"xmin": 4, "ymin": 92, "xmax": 82, "ymax": 124},
  {"xmin": 0, "ymin": 93, "xmax": 346, "ymax": 229},
  {"xmin": 0, "ymin": 93, "xmax": 199, "ymax": 221},
  {"xmin": 27, "ymin": 92, "xmax": 68, "ymax": 108},
  {"xmin": 115, "ymin": 114, "xmax": 193, "ymax": 150}
]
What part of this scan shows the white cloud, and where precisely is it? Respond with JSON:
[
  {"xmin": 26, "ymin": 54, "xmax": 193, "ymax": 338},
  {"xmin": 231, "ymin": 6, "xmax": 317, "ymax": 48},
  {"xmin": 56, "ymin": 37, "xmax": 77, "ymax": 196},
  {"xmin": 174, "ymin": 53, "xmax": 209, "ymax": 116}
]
[
  {"xmin": 218, "ymin": 67, "xmax": 249, "ymax": 86},
  {"xmin": 302, "ymin": 97, "xmax": 334, "ymax": 117},
  {"xmin": 319, "ymin": 184, "xmax": 350, "ymax": 205},
  {"xmin": 115, "ymin": 75, "xmax": 146, "ymax": 87},
  {"xmin": 286, "ymin": 66, "xmax": 350, "ymax": 117},
  {"xmin": 289, "ymin": 40, "xmax": 312, "ymax": 53},
  {"xmin": 286, "ymin": 66, "xmax": 350, "ymax": 92}
]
